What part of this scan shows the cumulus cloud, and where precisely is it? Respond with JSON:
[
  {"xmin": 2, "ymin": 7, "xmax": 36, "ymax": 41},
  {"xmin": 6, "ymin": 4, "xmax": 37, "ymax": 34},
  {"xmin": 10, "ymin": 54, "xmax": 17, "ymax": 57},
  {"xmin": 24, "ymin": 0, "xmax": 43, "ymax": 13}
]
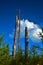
[{"xmin": 9, "ymin": 19, "xmax": 42, "ymax": 42}]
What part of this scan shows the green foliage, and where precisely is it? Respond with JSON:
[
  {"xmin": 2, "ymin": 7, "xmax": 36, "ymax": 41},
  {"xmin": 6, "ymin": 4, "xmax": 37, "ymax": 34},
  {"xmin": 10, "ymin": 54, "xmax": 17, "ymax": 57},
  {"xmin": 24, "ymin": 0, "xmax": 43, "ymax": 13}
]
[
  {"xmin": 10, "ymin": 45, "xmax": 43, "ymax": 65},
  {"xmin": 0, "ymin": 33, "xmax": 10, "ymax": 65},
  {"xmin": 0, "ymin": 33, "xmax": 43, "ymax": 65}
]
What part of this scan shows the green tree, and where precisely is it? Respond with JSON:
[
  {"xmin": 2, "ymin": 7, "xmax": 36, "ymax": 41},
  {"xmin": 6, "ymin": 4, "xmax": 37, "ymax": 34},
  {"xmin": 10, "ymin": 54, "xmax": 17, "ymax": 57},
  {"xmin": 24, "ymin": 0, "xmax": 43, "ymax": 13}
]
[{"xmin": 0, "ymin": 33, "xmax": 10, "ymax": 65}]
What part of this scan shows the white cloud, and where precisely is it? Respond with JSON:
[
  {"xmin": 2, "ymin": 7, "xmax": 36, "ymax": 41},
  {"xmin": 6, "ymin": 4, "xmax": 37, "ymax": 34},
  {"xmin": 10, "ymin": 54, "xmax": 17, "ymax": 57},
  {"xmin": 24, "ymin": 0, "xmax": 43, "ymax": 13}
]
[
  {"xmin": 29, "ymin": 28, "xmax": 42, "ymax": 41},
  {"xmin": 9, "ymin": 19, "xmax": 42, "ymax": 42}
]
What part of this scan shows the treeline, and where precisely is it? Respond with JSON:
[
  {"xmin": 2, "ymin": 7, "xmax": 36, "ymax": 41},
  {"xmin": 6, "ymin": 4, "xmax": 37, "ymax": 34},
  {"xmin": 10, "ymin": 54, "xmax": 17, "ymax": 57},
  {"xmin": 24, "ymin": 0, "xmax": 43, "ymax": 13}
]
[{"xmin": 0, "ymin": 33, "xmax": 43, "ymax": 65}]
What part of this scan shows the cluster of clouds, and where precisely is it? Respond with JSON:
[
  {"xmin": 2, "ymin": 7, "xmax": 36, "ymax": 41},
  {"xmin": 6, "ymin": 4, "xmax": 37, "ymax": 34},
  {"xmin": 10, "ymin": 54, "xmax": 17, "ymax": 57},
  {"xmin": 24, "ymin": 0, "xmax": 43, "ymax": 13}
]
[{"xmin": 9, "ymin": 19, "xmax": 42, "ymax": 42}]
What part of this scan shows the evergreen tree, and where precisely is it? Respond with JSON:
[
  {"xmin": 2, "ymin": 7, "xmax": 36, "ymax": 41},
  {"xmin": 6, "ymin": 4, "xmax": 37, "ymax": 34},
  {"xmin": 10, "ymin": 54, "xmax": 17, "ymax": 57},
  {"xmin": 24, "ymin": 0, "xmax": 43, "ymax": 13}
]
[{"xmin": 0, "ymin": 33, "xmax": 10, "ymax": 65}]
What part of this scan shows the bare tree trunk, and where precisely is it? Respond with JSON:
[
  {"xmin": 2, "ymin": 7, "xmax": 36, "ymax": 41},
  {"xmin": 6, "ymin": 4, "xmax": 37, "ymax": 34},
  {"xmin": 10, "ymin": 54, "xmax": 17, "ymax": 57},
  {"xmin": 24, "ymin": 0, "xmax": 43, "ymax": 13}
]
[
  {"xmin": 18, "ymin": 9, "xmax": 20, "ymax": 50},
  {"xmin": 12, "ymin": 16, "xmax": 18, "ymax": 59},
  {"xmin": 25, "ymin": 27, "xmax": 28, "ymax": 63}
]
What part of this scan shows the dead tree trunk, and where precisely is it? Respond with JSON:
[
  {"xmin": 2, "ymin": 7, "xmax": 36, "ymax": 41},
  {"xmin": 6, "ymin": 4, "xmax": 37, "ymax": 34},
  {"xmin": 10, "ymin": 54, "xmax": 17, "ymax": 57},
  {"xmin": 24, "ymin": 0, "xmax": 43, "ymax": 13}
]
[
  {"xmin": 18, "ymin": 9, "xmax": 20, "ymax": 50},
  {"xmin": 25, "ymin": 27, "xmax": 28, "ymax": 63},
  {"xmin": 12, "ymin": 16, "xmax": 18, "ymax": 59}
]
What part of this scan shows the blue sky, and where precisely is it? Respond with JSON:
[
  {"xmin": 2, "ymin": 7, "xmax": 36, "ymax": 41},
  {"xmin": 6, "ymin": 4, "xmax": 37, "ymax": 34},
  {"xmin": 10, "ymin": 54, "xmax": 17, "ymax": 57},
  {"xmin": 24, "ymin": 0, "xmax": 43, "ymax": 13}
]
[{"xmin": 0, "ymin": 0, "xmax": 43, "ymax": 54}]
